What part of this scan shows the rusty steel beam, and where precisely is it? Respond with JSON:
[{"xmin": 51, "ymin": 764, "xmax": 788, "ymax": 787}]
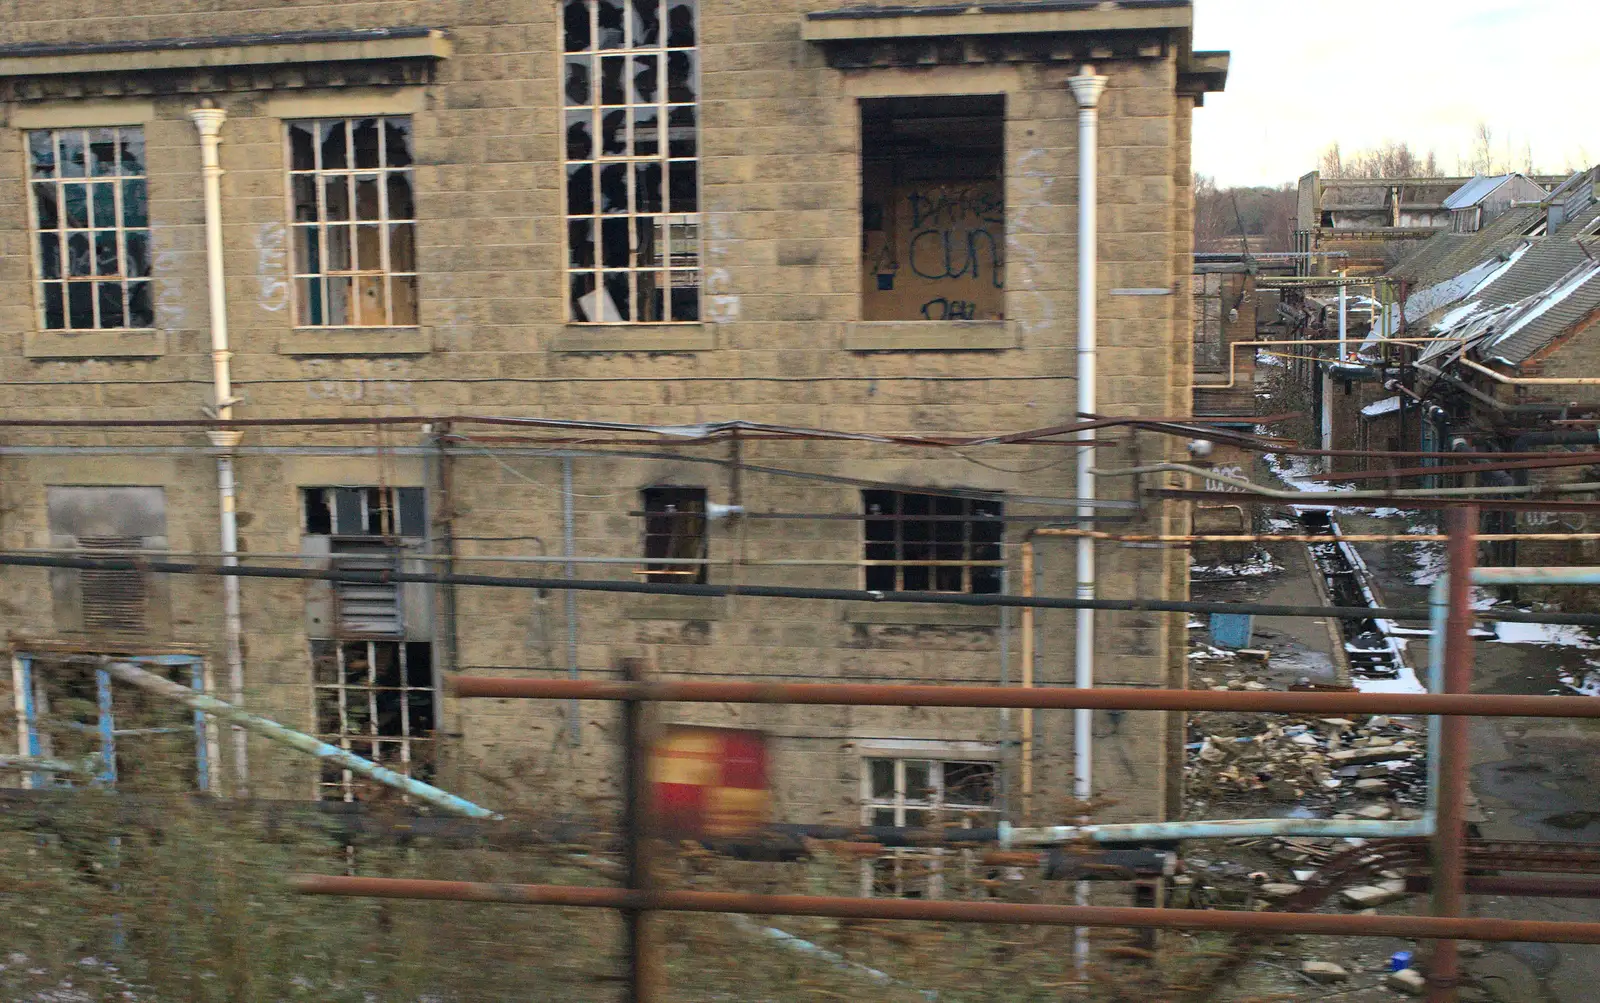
[
  {"xmin": 1407, "ymin": 875, "xmax": 1600, "ymax": 899},
  {"xmin": 1318, "ymin": 452, "xmax": 1600, "ymax": 484},
  {"xmin": 449, "ymin": 677, "xmax": 1600, "ymax": 719},
  {"xmin": 1431, "ymin": 506, "xmax": 1477, "ymax": 1003},
  {"xmin": 1153, "ymin": 488, "xmax": 1600, "ymax": 514},
  {"xmin": 287, "ymin": 875, "xmax": 1600, "ymax": 944}
]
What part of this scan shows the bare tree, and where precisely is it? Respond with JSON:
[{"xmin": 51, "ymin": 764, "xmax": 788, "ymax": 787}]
[{"xmin": 1317, "ymin": 140, "xmax": 1444, "ymax": 179}]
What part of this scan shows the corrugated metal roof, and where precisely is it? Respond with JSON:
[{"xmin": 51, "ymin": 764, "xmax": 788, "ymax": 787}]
[{"xmin": 1442, "ymin": 175, "xmax": 1515, "ymax": 210}]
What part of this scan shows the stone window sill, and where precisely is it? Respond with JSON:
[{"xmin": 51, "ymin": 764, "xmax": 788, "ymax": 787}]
[
  {"xmin": 625, "ymin": 595, "xmax": 725, "ymax": 621},
  {"xmin": 279, "ymin": 327, "xmax": 432, "ymax": 356},
  {"xmin": 844, "ymin": 320, "xmax": 1015, "ymax": 352},
  {"xmin": 25, "ymin": 329, "xmax": 165, "ymax": 359},
  {"xmin": 552, "ymin": 324, "xmax": 715, "ymax": 353},
  {"xmin": 843, "ymin": 602, "xmax": 1001, "ymax": 627}
]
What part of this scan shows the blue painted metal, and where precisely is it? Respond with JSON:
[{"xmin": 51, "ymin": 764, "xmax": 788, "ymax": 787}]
[
  {"xmin": 95, "ymin": 667, "xmax": 117, "ymax": 786},
  {"xmin": 187, "ymin": 660, "xmax": 210, "ymax": 792},
  {"xmin": 1472, "ymin": 567, "xmax": 1600, "ymax": 586},
  {"xmin": 1208, "ymin": 612, "xmax": 1254, "ymax": 649},
  {"xmin": 104, "ymin": 660, "xmax": 501, "ymax": 820},
  {"xmin": 997, "ymin": 816, "xmax": 1431, "ymax": 846},
  {"xmin": 18, "ymin": 656, "xmax": 45, "ymax": 790}
]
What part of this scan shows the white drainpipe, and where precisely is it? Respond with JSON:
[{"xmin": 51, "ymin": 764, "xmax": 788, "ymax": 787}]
[
  {"xmin": 1067, "ymin": 65, "xmax": 1106, "ymax": 979},
  {"xmin": 190, "ymin": 103, "xmax": 248, "ymax": 794},
  {"xmin": 1067, "ymin": 66, "xmax": 1106, "ymax": 807}
]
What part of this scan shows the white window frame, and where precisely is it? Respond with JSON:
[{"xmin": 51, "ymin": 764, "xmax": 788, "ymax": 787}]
[
  {"xmin": 284, "ymin": 116, "xmax": 419, "ymax": 329},
  {"xmin": 311, "ymin": 639, "xmax": 435, "ymax": 803},
  {"xmin": 24, "ymin": 125, "xmax": 153, "ymax": 332},
  {"xmin": 859, "ymin": 748, "xmax": 1000, "ymax": 899},
  {"xmin": 561, "ymin": 0, "xmax": 701, "ymax": 324}
]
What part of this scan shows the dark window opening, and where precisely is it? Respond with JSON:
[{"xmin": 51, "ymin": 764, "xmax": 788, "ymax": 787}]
[
  {"xmin": 303, "ymin": 486, "xmax": 425, "ymax": 538},
  {"xmin": 312, "ymin": 638, "xmax": 436, "ymax": 802},
  {"xmin": 860, "ymin": 95, "xmax": 1004, "ymax": 322},
  {"xmin": 642, "ymin": 486, "xmax": 707, "ymax": 584},
  {"xmin": 862, "ymin": 490, "xmax": 1002, "ymax": 594}
]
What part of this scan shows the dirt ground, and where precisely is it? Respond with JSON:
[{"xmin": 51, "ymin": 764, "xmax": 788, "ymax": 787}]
[{"xmin": 1186, "ymin": 513, "xmax": 1600, "ymax": 1002}]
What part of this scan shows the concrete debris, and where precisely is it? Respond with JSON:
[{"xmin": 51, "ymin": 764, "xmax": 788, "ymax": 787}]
[
  {"xmin": 1299, "ymin": 960, "xmax": 1350, "ymax": 983},
  {"xmin": 1354, "ymin": 778, "xmax": 1389, "ymax": 792},
  {"xmin": 1386, "ymin": 967, "xmax": 1427, "ymax": 996},
  {"xmin": 1354, "ymin": 804, "xmax": 1394, "ymax": 820},
  {"xmin": 1257, "ymin": 882, "xmax": 1302, "ymax": 899},
  {"xmin": 1340, "ymin": 884, "xmax": 1408, "ymax": 908}
]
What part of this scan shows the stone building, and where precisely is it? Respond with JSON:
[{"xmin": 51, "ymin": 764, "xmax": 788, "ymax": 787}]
[{"xmin": 0, "ymin": 0, "xmax": 1227, "ymax": 879}]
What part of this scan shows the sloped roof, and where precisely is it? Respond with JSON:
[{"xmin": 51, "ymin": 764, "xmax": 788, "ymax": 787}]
[
  {"xmin": 1319, "ymin": 182, "xmax": 1389, "ymax": 210},
  {"xmin": 1442, "ymin": 174, "xmax": 1516, "ymax": 210}
]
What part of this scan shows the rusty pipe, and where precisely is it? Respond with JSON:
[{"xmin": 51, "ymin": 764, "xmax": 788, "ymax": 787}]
[
  {"xmin": 449, "ymin": 677, "xmax": 1600, "ymax": 718},
  {"xmin": 287, "ymin": 875, "xmax": 1600, "ymax": 944},
  {"xmin": 1020, "ymin": 537, "xmax": 1035, "ymax": 822},
  {"xmin": 1430, "ymin": 506, "xmax": 1477, "ymax": 1003}
]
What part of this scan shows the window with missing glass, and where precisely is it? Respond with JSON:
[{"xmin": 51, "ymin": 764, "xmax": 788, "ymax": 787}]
[
  {"xmin": 862, "ymin": 490, "xmax": 1004, "ymax": 594},
  {"xmin": 286, "ymin": 117, "xmax": 418, "ymax": 328},
  {"xmin": 641, "ymin": 486, "xmax": 707, "ymax": 583},
  {"xmin": 862, "ymin": 756, "xmax": 998, "ymax": 898},
  {"xmin": 563, "ymin": 0, "xmax": 700, "ymax": 323},
  {"xmin": 27, "ymin": 127, "xmax": 152, "ymax": 331}
]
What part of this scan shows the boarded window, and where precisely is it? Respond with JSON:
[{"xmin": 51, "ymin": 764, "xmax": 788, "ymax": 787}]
[
  {"xmin": 286, "ymin": 117, "xmax": 418, "ymax": 327},
  {"xmin": 1193, "ymin": 272, "xmax": 1224, "ymax": 372},
  {"xmin": 862, "ymin": 490, "xmax": 1003, "ymax": 594},
  {"xmin": 47, "ymin": 486, "xmax": 168, "ymax": 636},
  {"xmin": 642, "ymin": 486, "xmax": 707, "ymax": 584},
  {"xmin": 860, "ymin": 95, "xmax": 1004, "ymax": 322}
]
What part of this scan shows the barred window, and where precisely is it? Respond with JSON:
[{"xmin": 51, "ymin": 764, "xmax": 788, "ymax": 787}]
[
  {"xmin": 27, "ymin": 127, "xmax": 152, "ymax": 331},
  {"xmin": 286, "ymin": 117, "xmax": 418, "ymax": 327},
  {"xmin": 312, "ymin": 640, "xmax": 435, "ymax": 802},
  {"xmin": 563, "ymin": 0, "xmax": 700, "ymax": 323},
  {"xmin": 641, "ymin": 486, "xmax": 707, "ymax": 584},
  {"xmin": 862, "ymin": 490, "xmax": 1004, "ymax": 594}
]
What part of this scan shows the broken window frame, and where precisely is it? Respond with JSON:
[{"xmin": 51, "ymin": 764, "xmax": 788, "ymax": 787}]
[
  {"xmin": 563, "ymin": 0, "xmax": 701, "ymax": 323},
  {"xmin": 860, "ymin": 753, "xmax": 999, "ymax": 898},
  {"xmin": 311, "ymin": 639, "xmax": 435, "ymax": 803},
  {"xmin": 861, "ymin": 490, "xmax": 1004, "ymax": 594},
  {"xmin": 11, "ymin": 653, "xmax": 209, "ymax": 792},
  {"xmin": 640, "ymin": 486, "xmax": 708, "ymax": 584},
  {"xmin": 25, "ymin": 126, "xmax": 153, "ymax": 331},
  {"xmin": 284, "ymin": 117, "xmax": 419, "ymax": 328}
]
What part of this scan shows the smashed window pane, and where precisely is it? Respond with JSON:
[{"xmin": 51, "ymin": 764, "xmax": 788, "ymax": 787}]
[
  {"xmin": 563, "ymin": 0, "xmax": 699, "ymax": 322},
  {"xmin": 287, "ymin": 117, "xmax": 419, "ymax": 327}
]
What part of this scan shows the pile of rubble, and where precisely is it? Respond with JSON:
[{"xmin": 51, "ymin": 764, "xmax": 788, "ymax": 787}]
[{"xmin": 1189, "ymin": 711, "xmax": 1426, "ymax": 814}]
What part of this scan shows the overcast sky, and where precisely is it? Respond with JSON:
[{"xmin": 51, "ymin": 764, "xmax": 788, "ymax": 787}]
[{"xmin": 1191, "ymin": 0, "xmax": 1598, "ymax": 188}]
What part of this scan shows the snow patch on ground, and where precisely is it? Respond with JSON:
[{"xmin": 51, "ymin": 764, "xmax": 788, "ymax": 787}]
[
  {"xmin": 1410, "ymin": 542, "xmax": 1446, "ymax": 585},
  {"xmin": 1354, "ymin": 664, "xmax": 1427, "ymax": 695},
  {"xmin": 1491, "ymin": 621, "xmax": 1600, "ymax": 647},
  {"xmin": 1191, "ymin": 550, "xmax": 1283, "ymax": 580},
  {"xmin": 1561, "ymin": 663, "xmax": 1600, "ymax": 697},
  {"xmin": 1262, "ymin": 451, "xmax": 1346, "ymax": 495}
]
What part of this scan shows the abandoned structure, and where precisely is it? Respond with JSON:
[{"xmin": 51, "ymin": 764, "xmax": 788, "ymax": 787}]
[{"xmin": 0, "ymin": 0, "xmax": 1229, "ymax": 887}]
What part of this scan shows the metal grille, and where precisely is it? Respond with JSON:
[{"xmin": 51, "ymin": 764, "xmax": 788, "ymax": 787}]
[
  {"xmin": 77, "ymin": 535, "xmax": 146, "ymax": 633},
  {"xmin": 26, "ymin": 127, "xmax": 152, "ymax": 331},
  {"xmin": 286, "ymin": 117, "xmax": 418, "ymax": 327},
  {"xmin": 312, "ymin": 640, "xmax": 435, "ymax": 802},
  {"xmin": 562, "ymin": 0, "xmax": 700, "ymax": 322},
  {"xmin": 331, "ymin": 540, "xmax": 404, "ymax": 637},
  {"xmin": 862, "ymin": 490, "xmax": 1004, "ymax": 594}
]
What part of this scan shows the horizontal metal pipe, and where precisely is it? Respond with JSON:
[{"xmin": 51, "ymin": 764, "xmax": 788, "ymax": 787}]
[
  {"xmin": 449, "ymin": 678, "xmax": 1600, "ymax": 718},
  {"xmin": 0, "ymin": 754, "xmax": 87, "ymax": 774},
  {"xmin": 104, "ymin": 661, "xmax": 500, "ymax": 820},
  {"xmin": 1038, "ymin": 530, "xmax": 1600, "ymax": 544},
  {"xmin": 1406, "ymin": 875, "xmax": 1600, "ymax": 900},
  {"xmin": 1156, "ymin": 487, "xmax": 1600, "ymax": 515},
  {"xmin": 4, "ymin": 550, "xmax": 1600, "ymax": 626},
  {"xmin": 1473, "ymin": 567, "xmax": 1600, "ymax": 586},
  {"xmin": 287, "ymin": 875, "xmax": 1600, "ymax": 944},
  {"xmin": 1004, "ymin": 818, "xmax": 1428, "ymax": 845}
]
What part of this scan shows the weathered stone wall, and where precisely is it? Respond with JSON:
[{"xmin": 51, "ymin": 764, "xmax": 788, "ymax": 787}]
[{"xmin": 0, "ymin": 0, "xmax": 1204, "ymax": 828}]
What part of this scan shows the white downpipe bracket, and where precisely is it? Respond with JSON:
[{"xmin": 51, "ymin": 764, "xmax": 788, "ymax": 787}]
[
  {"xmin": 1067, "ymin": 64, "xmax": 1106, "ymax": 982},
  {"xmin": 191, "ymin": 104, "xmax": 247, "ymax": 795}
]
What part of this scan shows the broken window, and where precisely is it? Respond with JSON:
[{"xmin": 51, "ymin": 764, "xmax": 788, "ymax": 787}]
[
  {"xmin": 286, "ymin": 117, "xmax": 418, "ymax": 327},
  {"xmin": 47, "ymin": 486, "xmax": 168, "ymax": 636},
  {"xmin": 564, "ymin": 0, "xmax": 700, "ymax": 322},
  {"xmin": 27, "ymin": 126, "xmax": 152, "ymax": 330},
  {"xmin": 862, "ymin": 490, "xmax": 1003, "ymax": 594},
  {"xmin": 862, "ymin": 755, "xmax": 998, "ymax": 898},
  {"xmin": 641, "ymin": 486, "xmax": 707, "ymax": 583},
  {"xmin": 12, "ymin": 654, "xmax": 208, "ymax": 792},
  {"xmin": 312, "ymin": 639, "xmax": 436, "ymax": 802},
  {"xmin": 860, "ymin": 95, "xmax": 1004, "ymax": 322}
]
